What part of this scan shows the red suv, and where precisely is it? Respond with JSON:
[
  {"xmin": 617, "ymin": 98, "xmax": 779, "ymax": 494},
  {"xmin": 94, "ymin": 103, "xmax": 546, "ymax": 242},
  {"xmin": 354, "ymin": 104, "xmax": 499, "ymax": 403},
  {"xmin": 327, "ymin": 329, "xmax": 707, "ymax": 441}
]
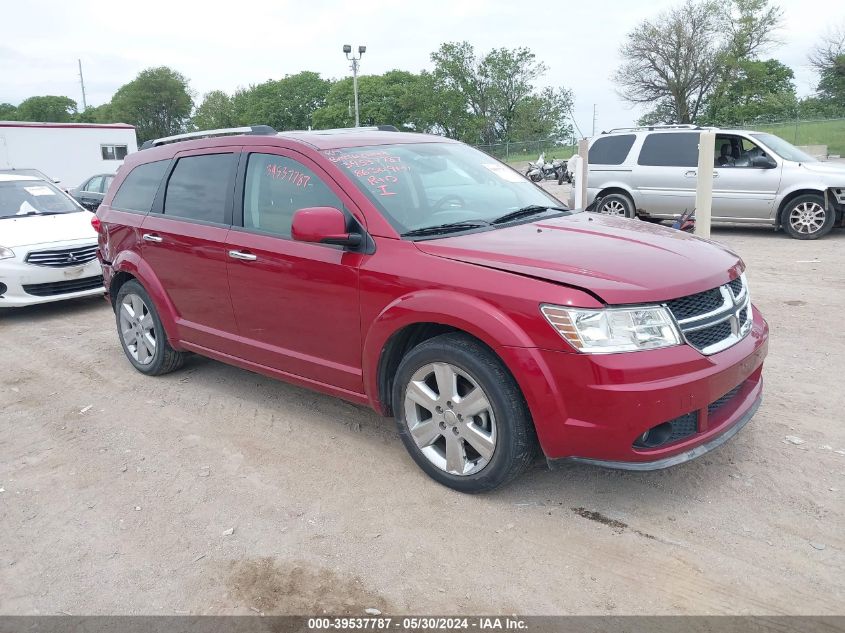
[{"xmin": 95, "ymin": 126, "xmax": 769, "ymax": 492}]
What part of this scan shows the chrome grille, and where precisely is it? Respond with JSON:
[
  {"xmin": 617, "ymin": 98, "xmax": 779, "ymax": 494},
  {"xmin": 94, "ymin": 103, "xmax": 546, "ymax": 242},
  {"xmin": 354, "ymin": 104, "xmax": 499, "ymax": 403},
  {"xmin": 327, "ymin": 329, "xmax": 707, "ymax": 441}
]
[
  {"xmin": 25, "ymin": 244, "xmax": 98, "ymax": 268},
  {"xmin": 665, "ymin": 274, "xmax": 752, "ymax": 355}
]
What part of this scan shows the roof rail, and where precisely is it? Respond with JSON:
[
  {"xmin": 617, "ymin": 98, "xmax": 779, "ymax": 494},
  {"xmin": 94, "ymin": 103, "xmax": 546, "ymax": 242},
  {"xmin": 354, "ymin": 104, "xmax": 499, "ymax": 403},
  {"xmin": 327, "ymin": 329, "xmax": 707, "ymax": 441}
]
[
  {"xmin": 284, "ymin": 125, "xmax": 400, "ymax": 135},
  {"xmin": 602, "ymin": 124, "xmax": 710, "ymax": 134},
  {"xmin": 140, "ymin": 125, "xmax": 277, "ymax": 150}
]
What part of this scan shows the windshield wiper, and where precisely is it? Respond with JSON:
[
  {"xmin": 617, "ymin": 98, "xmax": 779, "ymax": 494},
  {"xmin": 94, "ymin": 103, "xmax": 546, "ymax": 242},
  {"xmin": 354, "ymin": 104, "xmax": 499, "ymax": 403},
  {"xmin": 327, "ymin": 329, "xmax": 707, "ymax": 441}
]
[
  {"xmin": 491, "ymin": 204, "xmax": 569, "ymax": 225},
  {"xmin": 401, "ymin": 221, "xmax": 489, "ymax": 238}
]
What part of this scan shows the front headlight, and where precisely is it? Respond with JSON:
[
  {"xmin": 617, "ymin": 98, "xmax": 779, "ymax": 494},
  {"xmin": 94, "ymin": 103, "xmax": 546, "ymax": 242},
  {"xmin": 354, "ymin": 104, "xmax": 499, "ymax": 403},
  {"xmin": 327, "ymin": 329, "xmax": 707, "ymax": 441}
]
[
  {"xmin": 541, "ymin": 304, "xmax": 681, "ymax": 353},
  {"xmin": 0, "ymin": 246, "xmax": 14, "ymax": 260}
]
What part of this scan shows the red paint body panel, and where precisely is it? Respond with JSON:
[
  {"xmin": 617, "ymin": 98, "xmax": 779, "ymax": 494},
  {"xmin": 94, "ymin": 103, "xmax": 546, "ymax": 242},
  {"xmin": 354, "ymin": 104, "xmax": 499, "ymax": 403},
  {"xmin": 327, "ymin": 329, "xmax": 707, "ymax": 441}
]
[{"xmin": 96, "ymin": 130, "xmax": 770, "ymax": 467}]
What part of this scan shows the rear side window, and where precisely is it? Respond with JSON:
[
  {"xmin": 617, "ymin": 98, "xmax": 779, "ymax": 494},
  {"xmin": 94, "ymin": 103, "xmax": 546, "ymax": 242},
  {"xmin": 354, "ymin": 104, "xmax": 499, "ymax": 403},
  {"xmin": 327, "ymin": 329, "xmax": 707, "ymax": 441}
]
[
  {"xmin": 638, "ymin": 133, "xmax": 700, "ymax": 167},
  {"xmin": 111, "ymin": 160, "xmax": 169, "ymax": 212},
  {"xmin": 589, "ymin": 135, "xmax": 635, "ymax": 165},
  {"xmin": 163, "ymin": 153, "xmax": 236, "ymax": 224}
]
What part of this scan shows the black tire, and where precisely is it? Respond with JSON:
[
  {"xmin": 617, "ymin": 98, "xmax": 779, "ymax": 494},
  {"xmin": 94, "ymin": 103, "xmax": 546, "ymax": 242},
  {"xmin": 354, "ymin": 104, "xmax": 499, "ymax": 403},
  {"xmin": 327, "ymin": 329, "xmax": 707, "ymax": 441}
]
[
  {"xmin": 392, "ymin": 333, "xmax": 537, "ymax": 493},
  {"xmin": 114, "ymin": 279, "xmax": 186, "ymax": 376},
  {"xmin": 596, "ymin": 192, "xmax": 636, "ymax": 218},
  {"xmin": 781, "ymin": 193, "xmax": 835, "ymax": 240}
]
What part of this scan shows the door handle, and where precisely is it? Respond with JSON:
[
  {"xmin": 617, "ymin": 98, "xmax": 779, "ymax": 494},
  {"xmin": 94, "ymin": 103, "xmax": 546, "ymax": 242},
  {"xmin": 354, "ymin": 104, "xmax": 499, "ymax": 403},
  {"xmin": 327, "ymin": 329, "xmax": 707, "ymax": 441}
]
[
  {"xmin": 142, "ymin": 233, "xmax": 163, "ymax": 243},
  {"xmin": 228, "ymin": 250, "xmax": 257, "ymax": 261},
  {"xmin": 684, "ymin": 170, "xmax": 697, "ymax": 178}
]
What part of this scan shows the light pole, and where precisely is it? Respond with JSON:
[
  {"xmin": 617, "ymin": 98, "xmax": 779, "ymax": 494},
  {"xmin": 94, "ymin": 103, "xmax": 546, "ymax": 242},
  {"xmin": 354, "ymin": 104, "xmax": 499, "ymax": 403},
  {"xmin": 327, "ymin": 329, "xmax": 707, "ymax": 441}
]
[{"xmin": 343, "ymin": 44, "xmax": 366, "ymax": 127}]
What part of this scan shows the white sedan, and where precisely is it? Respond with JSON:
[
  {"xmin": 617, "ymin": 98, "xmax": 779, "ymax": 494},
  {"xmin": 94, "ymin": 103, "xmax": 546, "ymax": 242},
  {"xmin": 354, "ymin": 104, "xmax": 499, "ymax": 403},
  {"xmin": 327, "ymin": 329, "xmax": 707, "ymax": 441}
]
[{"xmin": 0, "ymin": 173, "xmax": 104, "ymax": 308}]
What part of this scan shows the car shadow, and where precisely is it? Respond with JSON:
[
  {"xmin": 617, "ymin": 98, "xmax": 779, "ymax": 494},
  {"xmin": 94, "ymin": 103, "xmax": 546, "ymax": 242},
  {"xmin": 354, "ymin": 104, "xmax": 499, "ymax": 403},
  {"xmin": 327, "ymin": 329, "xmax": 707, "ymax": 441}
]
[{"xmin": 0, "ymin": 295, "xmax": 109, "ymax": 322}]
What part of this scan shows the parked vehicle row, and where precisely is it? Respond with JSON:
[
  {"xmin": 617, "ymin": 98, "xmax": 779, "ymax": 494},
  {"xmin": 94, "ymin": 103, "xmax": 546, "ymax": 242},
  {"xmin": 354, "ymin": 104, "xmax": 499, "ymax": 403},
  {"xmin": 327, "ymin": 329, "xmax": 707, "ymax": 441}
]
[
  {"xmin": 91, "ymin": 126, "xmax": 768, "ymax": 492},
  {"xmin": 583, "ymin": 124, "xmax": 845, "ymax": 240}
]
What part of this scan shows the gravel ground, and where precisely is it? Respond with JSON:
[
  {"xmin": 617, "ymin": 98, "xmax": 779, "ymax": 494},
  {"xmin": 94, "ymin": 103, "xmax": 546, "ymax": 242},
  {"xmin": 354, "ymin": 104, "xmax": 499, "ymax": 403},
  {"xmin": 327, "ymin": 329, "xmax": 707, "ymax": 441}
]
[{"xmin": 1, "ymin": 204, "xmax": 843, "ymax": 615}]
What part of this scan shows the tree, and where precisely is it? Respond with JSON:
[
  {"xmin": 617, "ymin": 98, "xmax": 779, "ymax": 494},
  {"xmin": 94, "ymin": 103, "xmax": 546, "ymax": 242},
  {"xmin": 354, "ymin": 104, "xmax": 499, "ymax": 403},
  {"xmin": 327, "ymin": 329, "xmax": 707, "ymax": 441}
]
[
  {"xmin": 15, "ymin": 96, "xmax": 78, "ymax": 122},
  {"xmin": 109, "ymin": 67, "xmax": 194, "ymax": 143},
  {"xmin": 615, "ymin": 0, "xmax": 782, "ymax": 124},
  {"xmin": 703, "ymin": 59, "xmax": 797, "ymax": 124},
  {"xmin": 430, "ymin": 42, "xmax": 549, "ymax": 144},
  {"xmin": 232, "ymin": 71, "xmax": 330, "ymax": 130},
  {"xmin": 510, "ymin": 87, "xmax": 574, "ymax": 143},
  {"xmin": 75, "ymin": 102, "xmax": 114, "ymax": 124},
  {"xmin": 312, "ymin": 70, "xmax": 433, "ymax": 131},
  {"xmin": 0, "ymin": 103, "xmax": 17, "ymax": 120},
  {"xmin": 808, "ymin": 24, "xmax": 845, "ymax": 110},
  {"xmin": 192, "ymin": 90, "xmax": 236, "ymax": 130}
]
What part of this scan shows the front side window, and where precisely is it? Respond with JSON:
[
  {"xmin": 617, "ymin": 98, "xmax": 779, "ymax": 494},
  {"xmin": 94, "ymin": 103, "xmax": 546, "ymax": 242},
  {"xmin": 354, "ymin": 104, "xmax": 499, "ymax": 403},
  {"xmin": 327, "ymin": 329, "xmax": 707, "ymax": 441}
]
[
  {"xmin": 102, "ymin": 145, "xmax": 129, "ymax": 160},
  {"xmin": 242, "ymin": 153, "xmax": 343, "ymax": 238},
  {"xmin": 84, "ymin": 176, "xmax": 104, "ymax": 192},
  {"xmin": 589, "ymin": 135, "xmax": 636, "ymax": 165},
  {"xmin": 324, "ymin": 142, "xmax": 566, "ymax": 235},
  {"xmin": 111, "ymin": 160, "xmax": 169, "ymax": 213},
  {"xmin": 637, "ymin": 133, "xmax": 700, "ymax": 167},
  {"xmin": 0, "ymin": 176, "xmax": 80, "ymax": 218},
  {"xmin": 163, "ymin": 154, "xmax": 236, "ymax": 224}
]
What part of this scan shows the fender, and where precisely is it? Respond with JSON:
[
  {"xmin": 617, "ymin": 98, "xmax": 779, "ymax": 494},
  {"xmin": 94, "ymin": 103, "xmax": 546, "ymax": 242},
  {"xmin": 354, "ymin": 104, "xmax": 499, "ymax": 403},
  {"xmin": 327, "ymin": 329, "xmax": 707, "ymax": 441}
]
[
  {"xmin": 362, "ymin": 289, "xmax": 536, "ymax": 412},
  {"xmin": 110, "ymin": 249, "xmax": 184, "ymax": 350}
]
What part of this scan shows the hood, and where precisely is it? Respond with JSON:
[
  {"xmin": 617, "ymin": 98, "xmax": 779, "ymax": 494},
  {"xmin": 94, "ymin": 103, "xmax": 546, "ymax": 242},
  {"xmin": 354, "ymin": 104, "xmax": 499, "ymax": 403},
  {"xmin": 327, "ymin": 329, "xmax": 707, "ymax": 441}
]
[
  {"xmin": 414, "ymin": 213, "xmax": 744, "ymax": 305},
  {"xmin": 800, "ymin": 161, "xmax": 845, "ymax": 177},
  {"xmin": 0, "ymin": 211, "xmax": 97, "ymax": 248}
]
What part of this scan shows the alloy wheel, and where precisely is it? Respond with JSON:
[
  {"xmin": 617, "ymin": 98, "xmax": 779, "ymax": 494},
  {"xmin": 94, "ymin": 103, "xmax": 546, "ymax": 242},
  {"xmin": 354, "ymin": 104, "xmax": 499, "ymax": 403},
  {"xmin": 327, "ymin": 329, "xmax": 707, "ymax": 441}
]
[
  {"xmin": 119, "ymin": 293, "xmax": 157, "ymax": 365},
  {"xmin": 788, "ymin": 201, "xmax": 826, "ymax": 235},
  {"xmin": 600, "ymin": 199, "xmax": 628, "ymax": 216},
  {"xmin": 403, "ymin": 362, "xmax": 497, "ymax": 476}
]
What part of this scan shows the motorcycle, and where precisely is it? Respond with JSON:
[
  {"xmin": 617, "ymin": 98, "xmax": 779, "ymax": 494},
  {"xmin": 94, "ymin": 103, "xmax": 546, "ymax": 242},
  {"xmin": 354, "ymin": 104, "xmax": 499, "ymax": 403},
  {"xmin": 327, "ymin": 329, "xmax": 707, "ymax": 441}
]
[{"xmin": 525, "ymin": 153, "xmax": 567, "ymax": 183}]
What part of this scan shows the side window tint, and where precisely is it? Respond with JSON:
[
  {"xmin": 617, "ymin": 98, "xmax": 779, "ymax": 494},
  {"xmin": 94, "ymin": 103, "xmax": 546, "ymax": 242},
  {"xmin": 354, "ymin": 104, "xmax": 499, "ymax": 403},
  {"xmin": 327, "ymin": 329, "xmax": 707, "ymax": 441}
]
[
  {"xmin": 589, "ymin": 135, "xmax": 636, "ymax": 165},
  {"xmin": 111, "ymin": 160, "xmax": 170, "ymax": 213},
  {"xmin": 164, "ymin": 153, "xmax": 235, "ymax": 224},
  {"xmin": 637, "ymin": 133, "xmax": 700, "ymax": 167},
  {"xmin": 243, "ymin": 153, "xmax": 343, "ymax": 238}
]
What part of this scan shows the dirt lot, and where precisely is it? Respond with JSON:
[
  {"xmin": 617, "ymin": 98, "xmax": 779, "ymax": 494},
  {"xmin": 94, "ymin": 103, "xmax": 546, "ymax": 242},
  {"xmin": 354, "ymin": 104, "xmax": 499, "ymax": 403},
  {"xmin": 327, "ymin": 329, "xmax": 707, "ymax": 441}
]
[{"xmin": 1, "ymin": 211, "xmax": 844, "ymax": 615}]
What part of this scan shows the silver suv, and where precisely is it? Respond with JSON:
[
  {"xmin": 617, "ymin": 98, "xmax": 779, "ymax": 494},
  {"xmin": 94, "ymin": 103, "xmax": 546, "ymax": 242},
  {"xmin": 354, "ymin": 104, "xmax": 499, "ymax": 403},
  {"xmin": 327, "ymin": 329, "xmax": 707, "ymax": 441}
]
[{"xmin": 585, "ymin": 125, "xmax": 845, "ymax": 239}]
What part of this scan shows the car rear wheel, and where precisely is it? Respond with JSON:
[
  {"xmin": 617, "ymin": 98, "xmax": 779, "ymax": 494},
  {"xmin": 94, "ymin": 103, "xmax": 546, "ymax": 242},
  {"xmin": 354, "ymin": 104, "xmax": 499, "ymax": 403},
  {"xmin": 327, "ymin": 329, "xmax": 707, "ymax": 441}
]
[
  {"xmin": 115, "ymin": 280, "xmax": 185, "ymax": 375},
  {"xmin": 597, "ymin": 193, "xmax": 635, "ymax": 218},
  {"xmin": 782, "ymin": 194, "xmax": 835, "ymax": 240},
  {"xmin": 392, "ymin": 333, "xmax": 536, "ymax": 493}
]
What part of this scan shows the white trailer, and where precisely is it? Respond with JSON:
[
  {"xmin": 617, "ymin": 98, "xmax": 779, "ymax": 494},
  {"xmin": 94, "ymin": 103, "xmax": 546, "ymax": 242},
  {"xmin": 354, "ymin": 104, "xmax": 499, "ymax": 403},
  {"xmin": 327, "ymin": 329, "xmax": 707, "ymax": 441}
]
[{"xmin": 0, "ymin": 121, "xmax": 138, "ymax": 189}]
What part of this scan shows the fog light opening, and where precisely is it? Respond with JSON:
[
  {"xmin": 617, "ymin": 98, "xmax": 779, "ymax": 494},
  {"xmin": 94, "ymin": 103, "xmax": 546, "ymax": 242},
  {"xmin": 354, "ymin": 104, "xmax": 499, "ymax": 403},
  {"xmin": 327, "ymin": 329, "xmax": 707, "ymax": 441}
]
[{"xmin": 634, "ymin": 422, "xmax": 673, "ymax": 449}]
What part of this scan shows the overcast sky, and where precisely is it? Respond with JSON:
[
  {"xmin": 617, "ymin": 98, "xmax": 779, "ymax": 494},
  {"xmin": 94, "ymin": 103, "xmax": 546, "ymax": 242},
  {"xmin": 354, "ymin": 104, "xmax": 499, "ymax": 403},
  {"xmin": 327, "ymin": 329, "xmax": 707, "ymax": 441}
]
[{"xmin": 1, "ymin": 0, "xmax": 841, "ymax": 134}]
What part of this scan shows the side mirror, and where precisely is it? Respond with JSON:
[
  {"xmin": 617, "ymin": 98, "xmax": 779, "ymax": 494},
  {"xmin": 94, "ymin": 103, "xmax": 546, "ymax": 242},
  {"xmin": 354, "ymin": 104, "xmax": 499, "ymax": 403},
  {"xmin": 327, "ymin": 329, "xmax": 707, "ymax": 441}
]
[
  {"xmin": 751, "ymin": 155, "xmax": 776, "ymax": 169},
  {"xmin": 291, "ymin": 207, "xmax": 362, "ymax": 248}
]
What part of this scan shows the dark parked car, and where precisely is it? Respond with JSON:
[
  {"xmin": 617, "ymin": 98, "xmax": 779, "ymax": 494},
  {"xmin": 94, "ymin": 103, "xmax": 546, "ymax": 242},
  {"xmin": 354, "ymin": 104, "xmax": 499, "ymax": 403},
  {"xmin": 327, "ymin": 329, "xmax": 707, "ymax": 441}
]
[
  {"xmin": 70, "ymin": 173, "xmax": 115, "ymax": 211},
  {"xmin": 93, "ymin": 125, "xmax": 768, "ymax": 492}
]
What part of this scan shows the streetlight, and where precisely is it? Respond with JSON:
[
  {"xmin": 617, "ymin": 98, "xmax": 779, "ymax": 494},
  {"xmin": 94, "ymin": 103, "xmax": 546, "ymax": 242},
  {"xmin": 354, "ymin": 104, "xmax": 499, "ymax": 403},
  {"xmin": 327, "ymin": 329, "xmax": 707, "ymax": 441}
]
[{"xmin": 343, "ymin": 44, "xmax": 366, "ymax": 127}]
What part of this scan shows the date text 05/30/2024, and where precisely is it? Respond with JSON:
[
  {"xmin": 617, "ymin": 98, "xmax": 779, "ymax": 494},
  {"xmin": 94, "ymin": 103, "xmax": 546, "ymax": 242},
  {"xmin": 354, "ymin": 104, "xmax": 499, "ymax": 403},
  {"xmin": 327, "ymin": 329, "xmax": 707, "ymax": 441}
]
[{"xmin": 307, "ymin": 617, "xmax": 528, "ymax": 630}]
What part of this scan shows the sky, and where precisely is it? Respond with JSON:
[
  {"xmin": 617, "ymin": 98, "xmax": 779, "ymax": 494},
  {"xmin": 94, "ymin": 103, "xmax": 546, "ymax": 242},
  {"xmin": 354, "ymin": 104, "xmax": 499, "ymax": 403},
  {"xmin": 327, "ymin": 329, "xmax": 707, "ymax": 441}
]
[{"xmin": 1, "ymin": 0, "xmax": 842, "ymax": 134}]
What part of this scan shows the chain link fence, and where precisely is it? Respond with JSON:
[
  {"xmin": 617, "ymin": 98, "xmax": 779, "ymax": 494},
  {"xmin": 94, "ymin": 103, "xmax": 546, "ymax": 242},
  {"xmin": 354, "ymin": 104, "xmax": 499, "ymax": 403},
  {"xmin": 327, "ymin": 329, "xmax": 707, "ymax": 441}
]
[
  {"xmin": 474, "ymin": 139, "xmax": 577, "ymax": 164},
  {"xmin": 733, "ymin": 117, "xmax": 845, "ymax": 157}
]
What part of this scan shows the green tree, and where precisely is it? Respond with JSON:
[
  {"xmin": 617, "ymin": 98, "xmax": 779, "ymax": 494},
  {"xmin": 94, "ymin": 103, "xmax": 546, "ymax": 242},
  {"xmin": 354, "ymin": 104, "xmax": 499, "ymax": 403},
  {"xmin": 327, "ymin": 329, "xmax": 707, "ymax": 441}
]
[
  {"xmin": 430, "ymin": 41, "xmax": 556, "ymax": 144},
  {"xmin": 75, "ymin": 103, "xmax": 115, "ymax": 123},
  {"xmin": 109, "ymin": 67, "xmax": 194, "ymax": 143},
  {"xmin": 703, "ymin": 59, "xmax": 797, "ymax": 124},
  {"xmin": 312, "ymin": 70, "xmax": 433, "ymax": 131},
  {"xmin": 616, "ymin": 0, "xmax": 782, "ymax": 124},
  {"xmin": 808, "ymin": 24, "xmax": 845, "ymax": 110},
  {"xmin": 232, "ymin": 71, "xmax": 330, "ymax": 130},
  {"xmin": 0, "ymin": 103, "xmax": 17, "ymax": 120},
  {"xmin": 192, "ymin": 90, "xmax": 236, "ymax": 130},
  {"xmin": 510, "ymin": 87, "xmax": 574, "ymax": 143},
  {"xmin": 15, "ymin": 95, "xmax": 78, "ymax": 122}
]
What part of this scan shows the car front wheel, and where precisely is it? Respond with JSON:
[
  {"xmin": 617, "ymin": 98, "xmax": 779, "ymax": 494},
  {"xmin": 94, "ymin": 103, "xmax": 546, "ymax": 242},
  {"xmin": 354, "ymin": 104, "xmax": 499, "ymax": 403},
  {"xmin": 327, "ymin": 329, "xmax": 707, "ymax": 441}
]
[
  {"xmin": 392, "ymin": 333, "xmax": 536, "ymax": 493},
  {"xmin": 597, "ymin": 193, "xmax": 635, "ymax": 218},
  {"xmin": 783, "ymin": 194, "xmax": 835, "ymax": 240}
]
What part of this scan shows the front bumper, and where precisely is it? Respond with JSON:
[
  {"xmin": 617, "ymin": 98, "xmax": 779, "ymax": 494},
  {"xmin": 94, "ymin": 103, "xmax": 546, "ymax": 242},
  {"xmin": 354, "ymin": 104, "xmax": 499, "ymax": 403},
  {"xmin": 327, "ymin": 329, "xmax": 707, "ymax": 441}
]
[
  {"xmin": 0, "ymin": 241, "xmax": 104, "ymax": 308},
  {"xmin": 501, "ymin": 306, "xmax": 768, "ymax": 466}
]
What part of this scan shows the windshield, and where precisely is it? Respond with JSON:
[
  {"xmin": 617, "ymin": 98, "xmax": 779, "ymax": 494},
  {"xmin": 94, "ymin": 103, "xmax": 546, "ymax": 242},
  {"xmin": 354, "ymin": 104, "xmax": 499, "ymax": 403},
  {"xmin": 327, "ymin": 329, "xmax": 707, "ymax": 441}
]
[
  {"xmin": 0, "ymin": 176, "xmax": 81, "ymax": 218},
  {"xmin": 750, "ymin": 133, "xmax": 816, "ymax": 163},
  {"xmin": 323, "ymin": 142, "xmax": 568, "ymax": 235}
]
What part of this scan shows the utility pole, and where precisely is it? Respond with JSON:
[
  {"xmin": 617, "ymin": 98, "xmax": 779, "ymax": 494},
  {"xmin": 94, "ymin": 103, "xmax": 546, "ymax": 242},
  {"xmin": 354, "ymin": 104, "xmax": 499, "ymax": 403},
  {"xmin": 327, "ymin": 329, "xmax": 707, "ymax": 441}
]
[
  {"xmin": 343, "ymin": 45, "xmax": 366, "ymax": 127},
  {"xmin": 78, "ymin": 59, "xmax": 88, "ymax": 111},
  {"xmin": 592, "ymin": 104, "xmax": 597, "ymax": 137}
]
